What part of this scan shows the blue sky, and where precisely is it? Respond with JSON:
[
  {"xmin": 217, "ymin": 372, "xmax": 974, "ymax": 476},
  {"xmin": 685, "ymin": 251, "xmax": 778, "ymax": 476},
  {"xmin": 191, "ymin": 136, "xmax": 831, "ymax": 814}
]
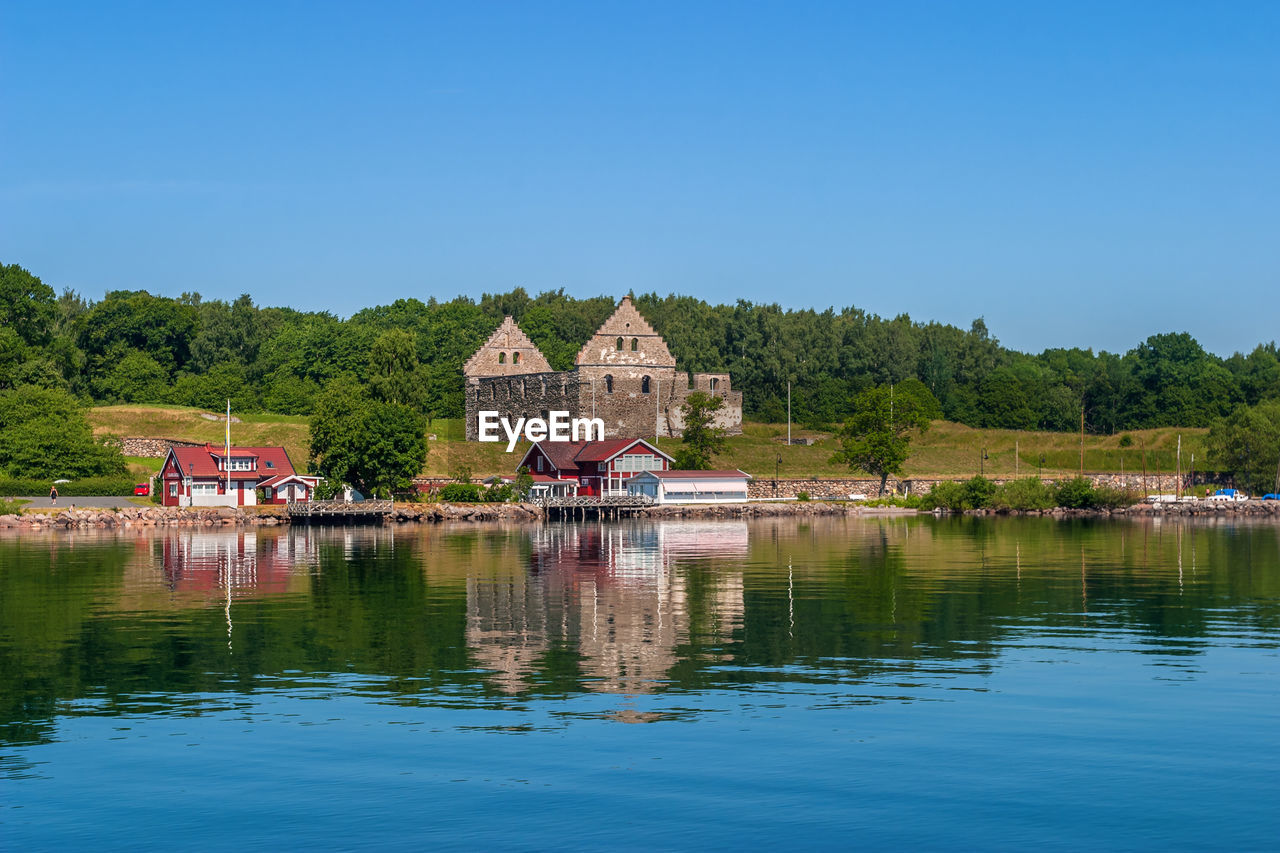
[{"xmin": 2, "ymin": 1, "xmax": 1276, "ymax": 356}]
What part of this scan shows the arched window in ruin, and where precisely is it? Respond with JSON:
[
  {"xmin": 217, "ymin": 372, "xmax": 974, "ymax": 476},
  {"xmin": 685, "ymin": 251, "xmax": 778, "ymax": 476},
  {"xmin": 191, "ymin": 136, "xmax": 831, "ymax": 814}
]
[
  {"xmin": 631, "ymin": 338, "xmax": 638, "ymax": 351},
  {"xmin": 616, "ymin": 337, "xmax": 623, "ymax": 351},
  {"xmin": 709, "ymin": 377, "xmax": 719, "ymax": 393},
  {"xmin": 641, "ymin": 375, "xmax": 650, "ymax": 394},
  {"xmin": 498, "ymin": 352, "xmax": 506, "ymax": 364},
  {"xmin": 513, "ymin": 352, "xmax": 521, "ymax": 365},
  {"xmin": 605, "ymin": 374, "xmax": 614, "ymax": 394}
]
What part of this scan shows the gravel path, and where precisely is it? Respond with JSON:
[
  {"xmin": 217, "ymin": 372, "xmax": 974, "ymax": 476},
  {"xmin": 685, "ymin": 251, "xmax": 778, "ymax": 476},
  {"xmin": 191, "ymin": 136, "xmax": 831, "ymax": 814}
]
[{"xmin": 13, "ymin": 497, "xmax": 143, "ymax": 509}]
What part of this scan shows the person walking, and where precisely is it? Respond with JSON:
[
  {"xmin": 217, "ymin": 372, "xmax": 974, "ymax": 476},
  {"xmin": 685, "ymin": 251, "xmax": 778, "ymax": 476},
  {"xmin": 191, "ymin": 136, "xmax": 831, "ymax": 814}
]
[{"xmin": 49, "ymin": 484, "xmax": 58, "ymax": 505}]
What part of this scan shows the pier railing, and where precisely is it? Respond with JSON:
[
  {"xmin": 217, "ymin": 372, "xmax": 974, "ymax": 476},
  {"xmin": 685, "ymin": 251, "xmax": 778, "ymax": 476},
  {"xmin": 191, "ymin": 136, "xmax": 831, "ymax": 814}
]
[
  {"xmin": 534, "ymin": 495, "xmax": 654, "ymax": 509},
  {"xmin": 286, "ymin": 499, "xmax": 394, "ymax": 520}
]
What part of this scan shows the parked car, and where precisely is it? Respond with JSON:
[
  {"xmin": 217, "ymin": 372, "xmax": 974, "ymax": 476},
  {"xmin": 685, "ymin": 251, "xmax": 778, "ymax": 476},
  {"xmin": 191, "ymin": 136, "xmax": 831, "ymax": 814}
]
[{"xmin": 133, "ymin": 483, "xmax": 151, "ymax": 496}]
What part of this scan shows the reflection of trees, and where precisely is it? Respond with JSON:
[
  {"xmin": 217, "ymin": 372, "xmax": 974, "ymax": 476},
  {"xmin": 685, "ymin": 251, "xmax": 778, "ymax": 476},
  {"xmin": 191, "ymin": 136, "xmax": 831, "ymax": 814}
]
[{"xmin": 3, "ymin": 518, "xmax": 1279, "ymax": 748}]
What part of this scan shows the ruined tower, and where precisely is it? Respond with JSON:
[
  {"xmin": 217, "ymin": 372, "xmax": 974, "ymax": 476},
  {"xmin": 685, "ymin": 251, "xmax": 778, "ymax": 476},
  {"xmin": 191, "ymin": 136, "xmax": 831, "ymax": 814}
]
[{"xmin": 463, "ymin": 298, "xmax": 742, "ymax": 441}]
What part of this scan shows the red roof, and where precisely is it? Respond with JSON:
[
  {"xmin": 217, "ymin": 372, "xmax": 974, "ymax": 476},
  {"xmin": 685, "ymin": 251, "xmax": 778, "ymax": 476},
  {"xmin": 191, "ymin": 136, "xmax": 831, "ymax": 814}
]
[
  {"xmin": 520, "ymin": 438, "xmax": 673, "ymax": 475},
  {"xmin": 168, "ymin": 444, "xmax": 300, "ymax": 482}
]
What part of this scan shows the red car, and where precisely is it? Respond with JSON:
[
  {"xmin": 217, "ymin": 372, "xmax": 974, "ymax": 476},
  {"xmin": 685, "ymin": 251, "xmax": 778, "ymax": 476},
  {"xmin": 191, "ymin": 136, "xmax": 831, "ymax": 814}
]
[{"xmin": 133, "ymin": 483, "xmax": 151, "ymax": 496}]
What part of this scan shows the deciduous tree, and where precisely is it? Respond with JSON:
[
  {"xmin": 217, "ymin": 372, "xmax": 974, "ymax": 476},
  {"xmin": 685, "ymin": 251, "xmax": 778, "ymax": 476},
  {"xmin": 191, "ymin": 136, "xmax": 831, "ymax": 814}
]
[
  {"xmin": 675, "ymin": 391, "xmax": 727, "ymax": 470},
  {"xmin": 831, "ymin": 381, "xmax": 938, "ymax": 495},
  {"xmin": 308, "ymin": 380, "xmax": 428, "ymax": 497}
]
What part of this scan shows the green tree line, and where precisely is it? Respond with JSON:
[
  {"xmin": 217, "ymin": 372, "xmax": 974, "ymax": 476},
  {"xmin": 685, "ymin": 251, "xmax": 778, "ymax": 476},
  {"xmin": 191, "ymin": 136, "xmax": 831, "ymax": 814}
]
[{"xmin": 4, "ymin": 261, "xmax": 1280, "ymax": 434}]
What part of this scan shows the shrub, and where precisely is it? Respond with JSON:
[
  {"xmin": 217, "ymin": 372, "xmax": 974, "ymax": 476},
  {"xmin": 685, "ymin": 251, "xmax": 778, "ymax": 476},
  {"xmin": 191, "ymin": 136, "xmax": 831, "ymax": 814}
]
[
  {"xmin": 1118, "ymin": 434, "xmax": 1134, "ymax": 448},
  {"xmin": 796, "ymin": 491, "xmax": 811, "ymax": 502},
  {"xmin": 439, "ymin": 483, "xmax": 484, "ymax": 502},
  {"xmin": 962, "ymin": 476, "xmax": 997, "ymax": 509},
  {"xmin": 991, "ymin": 477, "xmax": 1056, "ymax": 511},
  {"xmin": 484, "ymin": 484, "xmax": 514, "ymax": 502},
  {"xmin": 0, "ymin": 498, "xmax": 24, "ymax": 516},
  {"xmin": 0, "ymin": 477, "xmax": 135, "ymax": 497},
  {"xmin": 314, "ymin": 478, "xmax": 344, "ymax": 500},
  {"xmin": 863, "ymin": 494, "xmax": 925, "ymax": 509},
  {"xmin": 923, "ymin": 480, "xmax": 968, "ymax": 511},
  {"xmin": 1093, "ymin": 484, "xmax": 1138, "ymax": 509},
  {"xmin": 1054, "ymin": 477, "xmax": 1097, "ymax": 509}
]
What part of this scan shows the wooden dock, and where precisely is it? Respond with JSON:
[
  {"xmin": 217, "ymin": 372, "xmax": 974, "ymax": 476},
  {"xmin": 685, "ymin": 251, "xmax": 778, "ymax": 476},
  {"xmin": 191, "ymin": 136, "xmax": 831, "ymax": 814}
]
[
  {"xmin": 537, "ymin": 494, "xmax": 654, "ymax": 520},
  {"xmin": 286, "ymin": 499, "xmax": 394, "ymax": 523}
]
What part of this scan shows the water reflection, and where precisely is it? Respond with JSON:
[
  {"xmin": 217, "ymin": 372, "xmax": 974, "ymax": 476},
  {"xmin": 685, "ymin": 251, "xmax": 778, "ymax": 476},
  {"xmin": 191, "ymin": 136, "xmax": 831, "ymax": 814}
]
[
  {"xmin": 4, "ymin": 518, "xmax": 1279, "ymax": 850},
  {"xmin": 468, "ymin": 522, "xmax": 746, "ymax": 694},
  {"xmin": 1, "ymin": 516, "xmax": 1278, "ymax": 746}
]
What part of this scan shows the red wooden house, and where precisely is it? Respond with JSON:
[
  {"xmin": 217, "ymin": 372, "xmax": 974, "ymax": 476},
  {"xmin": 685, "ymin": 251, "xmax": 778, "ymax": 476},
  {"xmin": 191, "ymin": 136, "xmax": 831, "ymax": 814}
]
[
  {"xmin": 159, "ymin": 443, "xmax": 320, "ymax": 507},
  {"xmin": 517, "ymin": 438, "xmax": 673, "ymax": 497}
]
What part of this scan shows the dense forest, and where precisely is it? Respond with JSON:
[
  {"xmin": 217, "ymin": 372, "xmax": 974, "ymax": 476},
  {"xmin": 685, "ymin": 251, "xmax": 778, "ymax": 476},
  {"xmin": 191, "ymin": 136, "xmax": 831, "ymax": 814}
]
[{"xmin": 3, "ymin": 261, "xmax": 1278, "ymax": 434}]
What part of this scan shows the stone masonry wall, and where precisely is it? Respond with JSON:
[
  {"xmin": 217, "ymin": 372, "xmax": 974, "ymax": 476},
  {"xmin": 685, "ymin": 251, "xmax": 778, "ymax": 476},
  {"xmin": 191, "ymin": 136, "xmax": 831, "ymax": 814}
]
[
  {"xmin": 465, "ymin": 371, "xmax": 583, "ymax": 441},
  {"xmin": 748, "ymin": 473, "xmax": 1191, "ymax": 500},
  {"xmin": 121, "ymin": 437, "xmax": 206, "ymax": 457}
]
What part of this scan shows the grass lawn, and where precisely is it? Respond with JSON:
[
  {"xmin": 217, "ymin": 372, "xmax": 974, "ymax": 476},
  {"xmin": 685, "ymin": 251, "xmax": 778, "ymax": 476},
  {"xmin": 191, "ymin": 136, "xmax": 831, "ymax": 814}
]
[
  {"xmin": 89, "ymin": 405, "xmax": 1213, "ymax": 481},
  {"xmin": 91, "ymin": 405, "xmax": 312, "ymax": 468}
]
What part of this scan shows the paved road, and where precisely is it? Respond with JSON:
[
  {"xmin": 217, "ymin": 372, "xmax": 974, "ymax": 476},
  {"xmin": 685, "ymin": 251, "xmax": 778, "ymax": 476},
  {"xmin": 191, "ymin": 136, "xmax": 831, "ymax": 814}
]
[{"xmin": 12, "ymin": 497, "xmax": 143, "ymax": 509}]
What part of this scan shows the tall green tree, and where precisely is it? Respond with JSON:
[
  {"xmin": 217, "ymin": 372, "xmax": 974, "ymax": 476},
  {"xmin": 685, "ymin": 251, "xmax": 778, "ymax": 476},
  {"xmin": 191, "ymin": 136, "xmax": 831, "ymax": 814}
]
[
  {"xmin": 675, "ymin": 391, "xmax": 727, "ymax": 470},
  {"xmin": 1207, "ymin": 402, "xmax": 1280, "ymax": 495},
  {"xmin": 308, "ymin": 380, "xmax": 428, "ymax": 497},
  {"xmin": 0, "ymin": 386, "xmax": 127, "ymax": 479},
  {"xmin": 831, "ymin": 381, "xmax": 939, "ymax": 495},
  {"xmin": 367, "ymin": 328, "xmax": 430, "ymax": 412},
  {"xmin": 0, "ymin": 263, "xmax": 57, "ymax": 347}
]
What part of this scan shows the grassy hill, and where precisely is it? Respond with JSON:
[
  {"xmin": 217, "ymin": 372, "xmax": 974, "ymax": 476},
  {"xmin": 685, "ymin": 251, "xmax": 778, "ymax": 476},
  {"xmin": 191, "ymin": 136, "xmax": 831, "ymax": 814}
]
[{"xmin": 89, "ymin": 405, "xmax": 1210, "ymax": 482}]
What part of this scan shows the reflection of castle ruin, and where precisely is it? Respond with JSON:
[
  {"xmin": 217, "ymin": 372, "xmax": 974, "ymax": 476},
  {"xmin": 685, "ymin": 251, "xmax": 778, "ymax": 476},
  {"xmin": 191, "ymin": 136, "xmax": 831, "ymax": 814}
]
[
  {"xmin": 466, "ymin": 522, "xmax": 746, "ymax": 694},
  {"xmin": 463, "ymin": 296, "xmax": 743, "ymax": 440}
]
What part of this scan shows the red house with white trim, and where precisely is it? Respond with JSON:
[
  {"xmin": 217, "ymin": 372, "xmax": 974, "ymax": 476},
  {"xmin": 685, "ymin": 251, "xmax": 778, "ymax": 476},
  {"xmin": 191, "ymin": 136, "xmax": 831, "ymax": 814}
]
[
  {"xmin": 159, "ymin": 443, "xmax": 320, "ymax": 507},
  {"xmin": 517, "ymin": 438, "xmax": 673, "ymax": 497}
]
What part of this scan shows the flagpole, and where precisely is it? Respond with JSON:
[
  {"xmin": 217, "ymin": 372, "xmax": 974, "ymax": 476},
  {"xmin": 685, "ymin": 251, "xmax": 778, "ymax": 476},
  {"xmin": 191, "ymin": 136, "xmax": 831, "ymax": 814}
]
[{"xmin": 225, "ymin": 399, "xmax": 232, "ymax": 504}]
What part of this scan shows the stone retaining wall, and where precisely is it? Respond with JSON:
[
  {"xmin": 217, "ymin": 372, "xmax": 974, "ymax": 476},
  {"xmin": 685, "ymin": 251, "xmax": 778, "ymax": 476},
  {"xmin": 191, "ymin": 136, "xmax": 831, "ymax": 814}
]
[
  {"xmin": 120, "ymin": 437, "xmax": 206, "ymax": 457},
  {"xmin": 749, "ymin": 474, "xmax": 1190, "ymax": 500}
]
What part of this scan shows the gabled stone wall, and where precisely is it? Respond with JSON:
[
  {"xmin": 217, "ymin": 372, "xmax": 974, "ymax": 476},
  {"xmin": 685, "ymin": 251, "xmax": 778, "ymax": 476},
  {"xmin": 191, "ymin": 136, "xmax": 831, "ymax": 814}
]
[{"xmin": 462, "ymin": 297, "xmax": 745, "ymax": 441}]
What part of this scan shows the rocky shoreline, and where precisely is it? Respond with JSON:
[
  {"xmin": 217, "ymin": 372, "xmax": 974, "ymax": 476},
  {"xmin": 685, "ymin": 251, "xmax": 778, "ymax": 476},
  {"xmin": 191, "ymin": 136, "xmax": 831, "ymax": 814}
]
[
  {"xmin": 2, "ymin": 498, "xmax": 1277, "ymax": 531},
  {"xmin": 953, "ymin": 500, "xmax": 1280, "ymax": 519}
]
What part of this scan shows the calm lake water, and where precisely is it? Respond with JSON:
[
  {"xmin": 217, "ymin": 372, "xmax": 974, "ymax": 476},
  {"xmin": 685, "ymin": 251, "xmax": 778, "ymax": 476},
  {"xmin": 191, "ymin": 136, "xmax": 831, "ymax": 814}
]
[{"xmin": 3, "ymin": 517, "xmax": 1278, "ymax": 850}]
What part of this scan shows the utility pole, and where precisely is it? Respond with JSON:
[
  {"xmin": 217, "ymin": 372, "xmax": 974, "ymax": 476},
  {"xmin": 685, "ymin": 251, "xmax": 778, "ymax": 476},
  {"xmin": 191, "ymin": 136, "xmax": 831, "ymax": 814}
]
[
  {"xmin": 1079, "ymin": 406, "xmax": 1085, "ymax": 477},
  {"xmin": 1141, "ymin": 439, "xmax": 1148, "ymax": 498},
  {"xmin": 787, "ymin": 380, "xmax": 791, "ymax": 445},
  {"xmin": 1015, "ymin": 440, "xmax": 1019, "ymax": 478},
  {"xmin": 1176, "ymin": 434, "xmax": 1182, "ymax": 499}
]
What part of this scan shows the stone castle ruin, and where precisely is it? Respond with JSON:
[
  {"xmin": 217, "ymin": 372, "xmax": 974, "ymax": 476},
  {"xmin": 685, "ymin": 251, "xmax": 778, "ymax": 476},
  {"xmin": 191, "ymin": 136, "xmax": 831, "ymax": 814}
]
[{"xmin": 464, "ymin": 296, "xmax": 743, "ymax": 441}]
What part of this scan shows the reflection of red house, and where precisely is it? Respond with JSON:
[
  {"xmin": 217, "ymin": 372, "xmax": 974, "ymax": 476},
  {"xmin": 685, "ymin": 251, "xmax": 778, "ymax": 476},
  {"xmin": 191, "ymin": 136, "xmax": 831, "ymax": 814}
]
[
  {"xmin": 160, "ymin": 530, "xmax": 318, "ymax": 594},
  {"xmin": 517, "ymin": 438, "xmax": 673, "ymax": 497},
  {"xmin": 160, "ymin": 443, "xmax": 320, "ymax": 507}
]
